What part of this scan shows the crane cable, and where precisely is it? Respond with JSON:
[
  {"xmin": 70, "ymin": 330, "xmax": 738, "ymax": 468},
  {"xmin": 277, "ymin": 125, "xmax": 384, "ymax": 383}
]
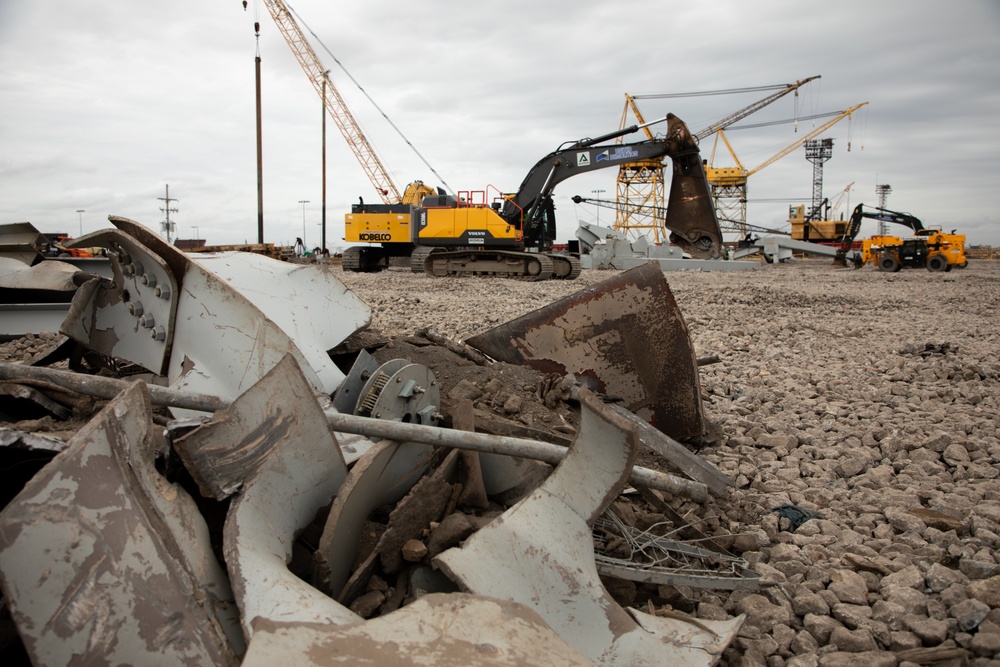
[
  {"xmin": 284, "ymin": 1, "xmax": 454, "ymax": 195},
  {"xmin": 633, "ymin": 84, "xmax": 792, "ymax": 99},
  {"xmin": 244, "ymin": 0, "xmax": 261, "ymax": 57}
]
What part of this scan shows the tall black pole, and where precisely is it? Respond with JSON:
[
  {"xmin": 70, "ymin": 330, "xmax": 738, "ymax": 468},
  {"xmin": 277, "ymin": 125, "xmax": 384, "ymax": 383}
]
[
  {"xmin": 321, "ymin": 76, "xmax": 327, "ymax": 253},
  {"xmin": 255, "ymin": 54, "xmax": 264, "ymax": 244}
]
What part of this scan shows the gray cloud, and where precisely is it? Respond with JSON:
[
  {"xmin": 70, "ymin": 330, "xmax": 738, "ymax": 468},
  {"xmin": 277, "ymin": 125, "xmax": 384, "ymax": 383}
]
[{"xmin": 1, "ymin": 0, "xmax": 997, "ymax": 248}]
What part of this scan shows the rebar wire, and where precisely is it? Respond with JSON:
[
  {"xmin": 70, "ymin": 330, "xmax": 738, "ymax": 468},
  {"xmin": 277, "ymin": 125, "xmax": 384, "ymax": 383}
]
[{"xmin": 592, "ymin": 510, "xmax": 752, "ymax": 584}]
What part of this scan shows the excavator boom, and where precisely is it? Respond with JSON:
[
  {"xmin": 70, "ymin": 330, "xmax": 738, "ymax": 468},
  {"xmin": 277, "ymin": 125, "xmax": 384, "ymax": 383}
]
[{"xmin": 501, "ymin": 114, "xmax": 721, "ymax": 258}]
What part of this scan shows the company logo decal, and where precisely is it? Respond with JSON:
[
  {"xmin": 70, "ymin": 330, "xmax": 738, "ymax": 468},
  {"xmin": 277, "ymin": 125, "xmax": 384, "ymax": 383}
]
[{"xmin": 596, "ymin": 146, "xmax": 639, "ymax": 162}]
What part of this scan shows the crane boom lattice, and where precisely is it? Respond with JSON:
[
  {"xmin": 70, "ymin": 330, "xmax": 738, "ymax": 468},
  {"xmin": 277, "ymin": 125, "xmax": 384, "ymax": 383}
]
[
  {"xmin": 705, "ymin": 102, "xmax": 868, "ymax": 234},
  {"xmin": 613, "ymin": 77, "xmax": 820, "ymax": 241},
  {"xmin": 262, "ymin": 0, "xmax": 400, "ymax": 203}
]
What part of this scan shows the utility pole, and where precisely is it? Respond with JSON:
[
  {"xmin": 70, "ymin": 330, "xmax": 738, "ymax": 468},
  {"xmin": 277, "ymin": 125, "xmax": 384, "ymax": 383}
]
[
  {"xmin": 321, "ymin": 73, "xmax": 328, "ymax": 254},
  {"xmin": 254, "ymin": 13, "xmax": 264, "ymax": 243},
  {"xmin": 159, "ymin": 185, "xmax": 179, "ymax": 243}
]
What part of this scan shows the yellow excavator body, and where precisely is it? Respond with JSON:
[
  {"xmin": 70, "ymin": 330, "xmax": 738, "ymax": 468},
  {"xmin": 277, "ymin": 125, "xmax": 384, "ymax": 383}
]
[
  {"xmin": 343, "ymin": 181, "xmax": 437, "ymax": 246},
  {"xmin": 417, "ymin": 200, "xmax": 519, "ymax": 248}
]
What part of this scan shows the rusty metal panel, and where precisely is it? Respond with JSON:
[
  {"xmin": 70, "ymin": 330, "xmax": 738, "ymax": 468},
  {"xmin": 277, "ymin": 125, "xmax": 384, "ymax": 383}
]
[
  {"xmin": 467, "ymin": 261, "xmax": 705, "ymax": 440},
  {"xmin": 193, "ymin": 251, "xmax": 371, "ymax": 394},
  {"xmin": 0, "ymin": 222, "xmax": 45, "ymax": 267},
  {"xmin": 0, "ymin": 381, "xmax": 242, "ymax": 666},
  {"xmin": 435, "ymin": 389, "xmax": 743, "ymax": 666},
  {"xmin": 0, "ymin": 255, "xmax": 79, "ymax": 291}
]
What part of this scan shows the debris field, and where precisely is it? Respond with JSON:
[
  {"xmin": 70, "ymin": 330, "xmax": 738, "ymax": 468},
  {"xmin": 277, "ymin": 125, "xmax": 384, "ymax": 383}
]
[{"xmin": 1, "ymin": 233, "xmax": 999, "ymax": 667}]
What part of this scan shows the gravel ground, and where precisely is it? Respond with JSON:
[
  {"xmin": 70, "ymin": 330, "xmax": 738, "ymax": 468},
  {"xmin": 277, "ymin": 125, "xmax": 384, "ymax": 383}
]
[
  {"xmin": 339, "ymin": 259, "xmax": 1000, "ymax": 666},
  {"xmin": 3, "ymin": 257, "xmax": 999, "ymax": 665}
]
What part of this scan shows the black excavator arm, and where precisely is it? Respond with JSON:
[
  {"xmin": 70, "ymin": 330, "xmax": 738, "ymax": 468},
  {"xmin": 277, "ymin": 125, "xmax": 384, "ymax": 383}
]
[
  {"xmin": 499, "ymin": 114, "xmax": 723, "ymax": 259},
  {"xmin": 839, "ymin": 204, "xmax": 924, "ymax": 253}
]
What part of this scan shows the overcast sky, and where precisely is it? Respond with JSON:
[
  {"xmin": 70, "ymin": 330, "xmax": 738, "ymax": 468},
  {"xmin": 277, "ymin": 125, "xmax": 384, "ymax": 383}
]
[{"xmin": 2, "ymin": 1, "xmax": 998, "ymax": 250}]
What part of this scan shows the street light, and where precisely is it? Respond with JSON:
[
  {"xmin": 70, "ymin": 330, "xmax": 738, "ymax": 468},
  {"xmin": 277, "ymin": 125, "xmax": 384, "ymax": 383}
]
[
  {"xmin": 298, "ymin": 200, "xmax": 310, "ymax": 250},
  {"xmin": 591, "ymin": 190, "xmax": 605, "ymax": 226},
  {"xmin": 76, "ymin": 209, "xmax": 85, "ymax": 237}
]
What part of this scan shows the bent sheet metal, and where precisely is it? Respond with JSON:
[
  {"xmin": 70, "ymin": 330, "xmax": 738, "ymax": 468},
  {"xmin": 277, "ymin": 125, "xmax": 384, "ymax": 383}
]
[{"xmin": 467, "ymin": 261, "xmax": 704, "ymax": 439}]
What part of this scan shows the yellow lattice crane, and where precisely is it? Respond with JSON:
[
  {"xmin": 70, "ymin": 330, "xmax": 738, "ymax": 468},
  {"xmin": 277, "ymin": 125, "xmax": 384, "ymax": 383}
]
[
  {"xmin": 613, "ymin": 77, "xmax": 820, "ymax": 242},
  {"xmin": 705, "ymin": 102, "xmax": 868, "ymax": 234},
  {"xmin": 260, "ymin": 0, "xmax": 435, "ymax": 205}
]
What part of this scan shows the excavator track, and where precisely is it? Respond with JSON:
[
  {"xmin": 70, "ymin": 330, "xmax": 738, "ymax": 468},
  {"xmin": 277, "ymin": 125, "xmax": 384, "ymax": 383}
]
[
  {"xmin": 341, "ymin": 246, "xmax": 363, "ymax": 272},
  {"xmin": 550, "ymin": 254, "xmax": 582, "ymax": 280},
  {"xmin": 341, "ymin": 246, "xmax": 386, "ymax": 273},
  {"xmin": 424, "ymin": 250, "xmax": 556, "ymax": 281},
  {"xmin": 409, "ymin": 246, "xmax": 437, "ymax": 273}
]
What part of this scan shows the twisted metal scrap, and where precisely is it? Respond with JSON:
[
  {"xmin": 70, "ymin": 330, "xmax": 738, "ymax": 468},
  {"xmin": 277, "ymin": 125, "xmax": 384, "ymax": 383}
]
[{"xmin": 593, "ymin": 510, "xmax": 759, "ymax": 591}]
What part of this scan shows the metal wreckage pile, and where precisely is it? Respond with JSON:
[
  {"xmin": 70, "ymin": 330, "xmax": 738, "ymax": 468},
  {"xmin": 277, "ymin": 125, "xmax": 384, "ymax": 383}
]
[{"xmin": 0, "ymin": 218, "xmax": 758, "ymax": 666}]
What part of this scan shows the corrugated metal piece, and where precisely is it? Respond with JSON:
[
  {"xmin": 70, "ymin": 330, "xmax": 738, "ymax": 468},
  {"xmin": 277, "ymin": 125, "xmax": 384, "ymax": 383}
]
[
  {"xmin": 0, "ymin": 381, "xmax": 243, "ymax": 666},
  {"xmin": 467, "ymin": 261, "xmax": 705, "ymax": 440}
]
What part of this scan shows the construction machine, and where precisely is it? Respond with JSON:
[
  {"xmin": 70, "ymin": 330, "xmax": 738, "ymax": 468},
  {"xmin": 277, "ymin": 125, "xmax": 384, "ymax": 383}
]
[
  {"xmin": 871, "ymin": 229, "xmax": 967, "ymax": 273},
  {"xmin": 836, "ymin": 204, "xmax": 967, "ymax": 271},
  {"xmin": 345, "ymin": 113, "xmax": 722, "ymax": 280},
  {"xmin": 342, "ymin": 181, "xmax": 440, "ymax": 271}
]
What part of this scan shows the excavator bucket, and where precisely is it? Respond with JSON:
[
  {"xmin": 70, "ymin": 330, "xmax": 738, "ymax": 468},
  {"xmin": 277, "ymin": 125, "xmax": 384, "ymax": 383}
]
[
  {"xmin": 665, "ymin": 147, "xmax": 723, "ymax": 259},
  {"xmin": 466, "ymin": 261, "xmax": 705, "ymax": 440}
]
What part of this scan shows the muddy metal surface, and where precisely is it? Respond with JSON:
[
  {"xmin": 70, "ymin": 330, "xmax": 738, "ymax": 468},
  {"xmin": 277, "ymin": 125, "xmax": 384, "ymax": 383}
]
[
  {"xmin": 2, "ymin": 222, "xmax": 1000, "ymax": 666},
  {"xmin": 0, "ymin": 221, "xmax": 754, "ymax": 666}
]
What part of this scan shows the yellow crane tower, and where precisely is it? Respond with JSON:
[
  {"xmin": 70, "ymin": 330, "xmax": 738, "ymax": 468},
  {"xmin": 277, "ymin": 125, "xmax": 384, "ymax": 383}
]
[
  {"xmin": 705, "ymin": 102, "xmax": 868, "ymax": 234},
  {"xmin": 260, "ymin": 0, "xmax": 401, "ymax": 203},
  {"xmin": 613, "ymin": 77, "xmax": 820, "ymax": 242},
  {"xmin": 258, "ymin": 0, "xmax": 454, "ymax": 268},
  {"xmin": 258, "ymin": 0, "xmax": 449, "ymax": 207}
]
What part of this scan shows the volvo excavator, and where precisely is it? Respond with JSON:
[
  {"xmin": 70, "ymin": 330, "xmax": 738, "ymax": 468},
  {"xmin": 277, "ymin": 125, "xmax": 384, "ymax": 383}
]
[
  {"xmin": 344, "ymin": 114, "xmax": 722, "ymax": 280},
  {"xmin": 835, "ymin": 204, "xmax": 966, "ymax": 272}
]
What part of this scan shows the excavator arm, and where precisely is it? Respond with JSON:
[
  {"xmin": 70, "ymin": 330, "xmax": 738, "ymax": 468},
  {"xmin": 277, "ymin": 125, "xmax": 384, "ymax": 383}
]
[
  {"xmin": 835, "ymin": 203, "xmax": 925, "ymax": 266},
  {"xmin": 840, "ymin": 204, "xmax": 924, "ymax": 251},
  {"xmin": 502, "ymin": 114, "xmax": 722, "ymax": 259}
]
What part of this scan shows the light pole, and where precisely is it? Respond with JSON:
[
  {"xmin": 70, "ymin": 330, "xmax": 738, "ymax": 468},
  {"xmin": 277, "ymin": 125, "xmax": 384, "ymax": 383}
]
[
  {"xmin": 591, "ymin": 189, "xmax": 605, "ymax": 226},
  {"xmin": 298, "ymin": 200, "xmax": 310, "ymax": 250},
  {"xmin": 76, "ymin": 210, "xmax": 85, "ymax": 237},
  {"xmin": 191, "ymin": 226, "xmax": 200, "ymax": 241}
]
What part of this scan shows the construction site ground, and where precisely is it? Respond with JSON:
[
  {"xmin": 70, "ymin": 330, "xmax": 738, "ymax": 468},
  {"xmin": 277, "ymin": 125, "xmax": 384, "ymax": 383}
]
[{"xmin": 2, "ymin": 258, "xmax": 1000, "ymax": 665}]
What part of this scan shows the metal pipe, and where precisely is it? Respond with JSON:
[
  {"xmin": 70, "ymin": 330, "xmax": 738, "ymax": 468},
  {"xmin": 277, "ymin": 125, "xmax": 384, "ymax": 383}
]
[
  {"xmin": 0, "ymin": 363, "xmax": 230, "ymax": 413},
  {"xmin": 0, "ymin": 362, "xmax": 707, "ymax": 501},
  {"xmin": 322, "ymin": 411, "xmax": 706, "ymax": 502}
]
